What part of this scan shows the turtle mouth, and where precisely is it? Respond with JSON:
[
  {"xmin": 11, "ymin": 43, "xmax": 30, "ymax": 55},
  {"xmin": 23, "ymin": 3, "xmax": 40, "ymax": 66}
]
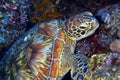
[{"xmin": 84, "ymin": 18, "xmax": 99, "ymax": 37}]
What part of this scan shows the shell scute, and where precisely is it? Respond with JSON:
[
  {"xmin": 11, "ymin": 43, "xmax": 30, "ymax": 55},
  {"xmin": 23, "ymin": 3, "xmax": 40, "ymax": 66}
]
[
  {"xmin": 53, "ymin": 39, "xmax": 64, "ymax": 59},
  {"xmin": 50, "ymin": 60, "xmax": 60, "ymax": 78},
  {"xmin": 38, "ymin": 23, "xmax": 54, "ymax": 37},
  {"xmin": 58, "ymin": 29, "xmax": 65, "ymax": 39}
]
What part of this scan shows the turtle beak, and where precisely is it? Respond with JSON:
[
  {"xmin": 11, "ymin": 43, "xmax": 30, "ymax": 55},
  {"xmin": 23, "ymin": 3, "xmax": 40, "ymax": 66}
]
[
  {"xmin": 91, "ymin": 18, "xmax": 99, "ymax": 30},
  {"xmin": 86, "ymin": 18, "xmax": 99, "ymax": 36}
]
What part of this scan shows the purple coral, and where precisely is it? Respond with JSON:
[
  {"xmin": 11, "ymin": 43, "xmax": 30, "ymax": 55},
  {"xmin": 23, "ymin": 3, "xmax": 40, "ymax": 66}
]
[
  {"xmin": 0, "ymin": 0, "xmax": 31, "ymax": 60},
  {"xmin": 96, "ymin": 4, "xmax": 120, "ymax": 28}
]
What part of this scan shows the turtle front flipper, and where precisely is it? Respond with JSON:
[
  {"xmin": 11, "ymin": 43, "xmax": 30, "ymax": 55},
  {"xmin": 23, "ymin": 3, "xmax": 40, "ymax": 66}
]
[{"xmin": 71, "ymin": 54, "xmax": 89, "ymax": 80}]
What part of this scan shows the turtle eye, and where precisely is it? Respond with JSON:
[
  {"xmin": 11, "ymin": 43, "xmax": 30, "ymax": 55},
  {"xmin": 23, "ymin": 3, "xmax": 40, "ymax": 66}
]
[{"xmin": 80, "ymin": 26, "xmax": 86, "ymax": 29}]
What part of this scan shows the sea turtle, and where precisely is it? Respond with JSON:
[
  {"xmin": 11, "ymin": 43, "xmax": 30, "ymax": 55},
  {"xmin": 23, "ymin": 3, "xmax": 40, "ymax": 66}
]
[{"xmin": 0, "ymin": 12, "xmax": 99, "ymax": 80}]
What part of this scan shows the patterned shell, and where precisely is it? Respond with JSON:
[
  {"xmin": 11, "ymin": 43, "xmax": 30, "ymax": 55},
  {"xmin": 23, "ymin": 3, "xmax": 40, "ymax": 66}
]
[{"xmin": 0, "ymin": 12, "xmax": 99, "ymax": 80}]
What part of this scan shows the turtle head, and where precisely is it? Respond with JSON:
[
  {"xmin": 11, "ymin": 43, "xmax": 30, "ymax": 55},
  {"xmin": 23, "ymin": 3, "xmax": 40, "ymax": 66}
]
[{"xmin": 64, "ymin": 12, "xmax": 99, "ymax": 40}]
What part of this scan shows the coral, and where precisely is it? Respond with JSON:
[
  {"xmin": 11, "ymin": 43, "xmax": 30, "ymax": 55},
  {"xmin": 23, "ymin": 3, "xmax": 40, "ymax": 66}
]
[
  {"xmin": 0, "ymin": 0, "xmax": 31, "ymax": 60},
  {"xmin": 110, "ymin": 39, "xmax": 120, "ymax": 53},
  {"xmin": 31, "ymin": 0, "xmax": 61, "ymax": 23},
  {"xmin": 85, "ymin": 53, "xmax": 120, "ymax": 80},
  {"xmin": 76, "ymin": 27, "xmax": 111, "ymax": 58},
  {"xmin": 96, "ymin": 4, "xmax": 120, "ymax": 28},
  {"xmin": 116, "ymin": 29, "xmax": 120, "ymax": 38}
]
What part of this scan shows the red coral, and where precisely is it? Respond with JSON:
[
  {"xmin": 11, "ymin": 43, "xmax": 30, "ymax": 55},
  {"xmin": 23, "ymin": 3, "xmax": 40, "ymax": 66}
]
[{"xmin": 76, "ymin": 27, "xmax": 110, "ymax": 58}]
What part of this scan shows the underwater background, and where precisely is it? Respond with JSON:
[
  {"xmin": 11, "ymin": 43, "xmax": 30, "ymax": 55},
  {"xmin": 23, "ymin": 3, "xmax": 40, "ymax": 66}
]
[{"xmin": 0, "ymin": 0, "xmax": 120, "ymax": 80}]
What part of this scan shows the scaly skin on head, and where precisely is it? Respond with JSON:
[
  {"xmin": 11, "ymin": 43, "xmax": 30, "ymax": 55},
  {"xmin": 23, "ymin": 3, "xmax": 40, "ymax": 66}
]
[
  {"xmin": 63, "ymin": 11, "xmax": 99, "ymax": 41},
  {"xmin": 60, "ymin": 11, "xmax": 99, "ymax": 80}
]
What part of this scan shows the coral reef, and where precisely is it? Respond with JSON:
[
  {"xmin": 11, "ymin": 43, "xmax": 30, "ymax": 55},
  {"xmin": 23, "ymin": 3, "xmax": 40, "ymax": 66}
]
[
  {"xmin": 86, "ymin": 53, "xmax": 120, "ymax": 80},
  {"xmin": 110, "ymin": 39, "xmax": 120, "ymax": 53},
  {"xmin": 0, "ymin": 0, "xmax": 31, "ymax": 60},
  {"xmin": 75, "ymin": 3, "xmax": 120, "ymax": 79},
  {"xmin": 30, "ymin": 0, "xmax": 61, "ymax": 23},
  {"xmin": 75, "ymin": 27, "xmax": 111, "ymax": 57},
  {"xmin": 0, "ymin": 0, "xmax": 120, "ymax": 79},
  {"xmin": 96, "ymin": 4, "xmax": 120, "ymax": 28}
]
